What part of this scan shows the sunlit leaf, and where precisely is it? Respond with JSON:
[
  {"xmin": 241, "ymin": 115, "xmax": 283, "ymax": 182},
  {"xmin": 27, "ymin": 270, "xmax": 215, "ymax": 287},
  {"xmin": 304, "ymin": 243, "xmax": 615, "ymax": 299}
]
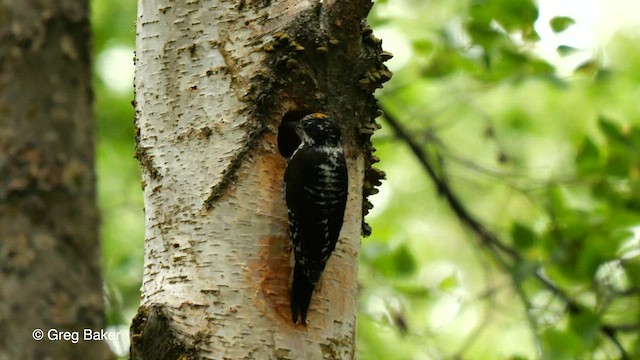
[
  {"xmin": 393, "ymin": 282, "xmax": 431, "ymax": 298},
  {"xmin": 550, "ymin": 16, "xmax": 576, "ymax": 33},
  {"xmin": 438, "ymin": 273, "xmax": 459, "ymax": 291}
]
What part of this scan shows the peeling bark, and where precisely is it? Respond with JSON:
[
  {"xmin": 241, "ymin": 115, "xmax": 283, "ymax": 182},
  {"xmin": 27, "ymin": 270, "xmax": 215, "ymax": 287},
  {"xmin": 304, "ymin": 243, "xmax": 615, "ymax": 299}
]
[{"xmin": 132, "ymin": 0, "xmax": 389, "ymax": 358}]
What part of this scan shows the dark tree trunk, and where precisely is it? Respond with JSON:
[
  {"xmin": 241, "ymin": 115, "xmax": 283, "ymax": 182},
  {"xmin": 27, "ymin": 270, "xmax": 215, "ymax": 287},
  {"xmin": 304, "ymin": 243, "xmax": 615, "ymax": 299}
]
[{"xmin": 0, "ymin": 0, "xmax": 111, "ymax": 358}]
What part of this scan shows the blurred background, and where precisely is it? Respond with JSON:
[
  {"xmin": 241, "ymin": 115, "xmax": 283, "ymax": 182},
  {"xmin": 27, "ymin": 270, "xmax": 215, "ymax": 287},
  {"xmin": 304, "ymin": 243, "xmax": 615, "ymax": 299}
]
[{"xmin": 93, "ymin": 0, "xmax": 640, "ymax": 358}]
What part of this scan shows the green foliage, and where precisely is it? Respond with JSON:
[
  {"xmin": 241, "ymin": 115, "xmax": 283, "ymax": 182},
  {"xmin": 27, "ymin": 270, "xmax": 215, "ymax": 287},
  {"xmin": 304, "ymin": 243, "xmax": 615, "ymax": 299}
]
[
  {"xmin": 362, "ymin": 243, "xmax": 417, "ymax": 277},
  {"xmin": 466, "ymin": 0, "xmax": 552, "ymax": 80},
  {"xmin": 549, "ymin": 16, "xmax": 576, "ymax": 33},
  {"xmin": 470, "ymin": 0, "xmax": 538, "ymax": 35},
  {"xmin": 363, "ymin": 0, "xmax": 640, "ymax": 359}
]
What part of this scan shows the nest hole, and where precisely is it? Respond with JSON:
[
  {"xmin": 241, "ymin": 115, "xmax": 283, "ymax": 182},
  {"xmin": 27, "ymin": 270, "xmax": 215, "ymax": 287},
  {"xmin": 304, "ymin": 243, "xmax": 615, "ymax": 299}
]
[{"xmin": 278, "ymin": 109, "xmax": 313, "ymax": 158}]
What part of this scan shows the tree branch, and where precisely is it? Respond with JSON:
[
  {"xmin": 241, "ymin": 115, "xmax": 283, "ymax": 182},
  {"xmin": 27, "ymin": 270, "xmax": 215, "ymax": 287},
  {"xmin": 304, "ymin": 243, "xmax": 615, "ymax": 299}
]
[
  {"xmin": 381, "ymin": 107, "xmax": 519, "ymax": 262},
  {"xmin": 380, "ymin": 105, "xmax": 633, "ymax": 359}
]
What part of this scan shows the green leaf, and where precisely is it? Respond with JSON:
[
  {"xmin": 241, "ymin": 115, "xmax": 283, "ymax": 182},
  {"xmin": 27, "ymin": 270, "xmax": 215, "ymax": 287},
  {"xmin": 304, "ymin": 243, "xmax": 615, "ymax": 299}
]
[
  {"xmin": 494, "ymin": 0, "xmax": 539, "ymax": 32},
  {"xmin": 598, "ymin": 118, "xmax": 636, "ymax": 178},
  {"xmin": 623, "ymin": 257, "xmax": 640, "ymax": 286},
  {"xmin": 556, "ymin": 45, "xmax": 578, "ymax": 56},
  {"xmin": 606, "ymin": 146, "xmax": 634, "ymax": 177},
  {"xmin": 575, "ymin": 59, "xmax": 600, "ymax": 75},
  {"xmin": 576, "ymin": 138, "xmax": 601, "ymax": 175},
  {"xmin": 512, "ymin": 222, "xmax": 535, "ymax": 249},
  {"xmin": 598, "ymin": 116, "xmax": 629, "ymax": 145},
  {"xmin": 568, "ymin": 311, "xmax": 601, "ymax": 348},
  {"xmin": 467, "ymin": 19, "xmax": 503, "ymax": 49},
  {"xmin": 393, "ymin": 282, "xmax": 431, "ymax": 298},
  {"xmin": 412, "ymin": 39, "xmax": 434, "ymax": 56},
  {"xmin": 392, "ymin": 245, "xmax": 417, "ymax": 276},
  {"xmin": 438, "ymin": 273, "xmax": 459, "ymax": 291},
  {"xmin": 540, "ymin": 328, "xmax": 583, "ymax": 359},
  {"xmin": 550, "ymin": 16, "xmax": 576, "ymax": 33},
  {"xmin": 523, "ymin": 29, "xmax": 541, "ymax": 41},
  {"xmin": 362, "ymin": 243, "xmax": 417, "ymax": 277}
]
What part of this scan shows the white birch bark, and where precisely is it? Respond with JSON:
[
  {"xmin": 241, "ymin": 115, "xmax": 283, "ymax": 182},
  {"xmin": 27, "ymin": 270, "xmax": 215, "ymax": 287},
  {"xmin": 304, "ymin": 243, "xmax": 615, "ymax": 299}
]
[{"xmin": 130, "ymin": 0, "xmax": 385, "ymax": 358}]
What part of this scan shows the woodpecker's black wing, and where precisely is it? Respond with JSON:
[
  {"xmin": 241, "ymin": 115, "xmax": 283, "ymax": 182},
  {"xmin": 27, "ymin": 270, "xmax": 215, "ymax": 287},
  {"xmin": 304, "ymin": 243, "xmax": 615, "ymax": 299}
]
[{"xmin": 284, "ymin": 145, "xmax": 348, "ymax": 324}]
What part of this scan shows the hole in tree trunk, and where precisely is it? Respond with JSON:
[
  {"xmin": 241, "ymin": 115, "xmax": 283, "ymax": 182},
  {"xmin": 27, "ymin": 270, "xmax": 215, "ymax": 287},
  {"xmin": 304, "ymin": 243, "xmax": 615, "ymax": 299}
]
[{"xmin": 278, "ymin": 109, "xmax": 313, "ymax": 158}]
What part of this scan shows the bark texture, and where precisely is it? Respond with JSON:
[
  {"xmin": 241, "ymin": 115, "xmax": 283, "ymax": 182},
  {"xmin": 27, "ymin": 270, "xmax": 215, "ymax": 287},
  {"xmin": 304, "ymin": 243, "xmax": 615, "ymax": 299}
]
[
  {"xmin": 132, "ymin": 0, "xmax": 388, "ymax": 358},
  {"xmin": 0, "ymin": 0, "xmax": 110, "ymax": 359}
]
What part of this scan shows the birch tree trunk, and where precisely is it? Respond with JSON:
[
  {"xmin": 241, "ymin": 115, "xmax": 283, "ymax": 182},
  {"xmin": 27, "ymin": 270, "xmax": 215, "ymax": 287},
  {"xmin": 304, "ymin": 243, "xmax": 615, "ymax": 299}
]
[
  {"xmin": 0, "ymin": 0, "xmax": 110, "ymax": 358},
  {"xmin": 131, "ymin": 0, "xmax": 389, "ymax": 358}
]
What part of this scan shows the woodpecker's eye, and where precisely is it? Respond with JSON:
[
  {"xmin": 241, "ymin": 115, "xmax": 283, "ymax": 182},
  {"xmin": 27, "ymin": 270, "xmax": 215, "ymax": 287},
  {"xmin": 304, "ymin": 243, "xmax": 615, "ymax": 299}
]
[{"xmin": 278, "ymin": 110, "xmax": 309, "ymax": 158}]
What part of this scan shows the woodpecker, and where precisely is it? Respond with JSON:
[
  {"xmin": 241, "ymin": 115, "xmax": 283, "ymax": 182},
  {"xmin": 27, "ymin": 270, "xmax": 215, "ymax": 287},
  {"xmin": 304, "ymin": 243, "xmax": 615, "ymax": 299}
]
[{"xmin": 283, "ymin": 113, "xmax": 348, "ymax": 325}]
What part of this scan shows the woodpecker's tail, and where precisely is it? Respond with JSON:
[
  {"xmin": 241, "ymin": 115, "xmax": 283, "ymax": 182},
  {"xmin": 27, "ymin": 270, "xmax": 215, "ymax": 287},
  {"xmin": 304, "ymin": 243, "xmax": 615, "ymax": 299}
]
[{"xmin": 291, "ymin": 265, "xmax": 316, "ymax": 325}]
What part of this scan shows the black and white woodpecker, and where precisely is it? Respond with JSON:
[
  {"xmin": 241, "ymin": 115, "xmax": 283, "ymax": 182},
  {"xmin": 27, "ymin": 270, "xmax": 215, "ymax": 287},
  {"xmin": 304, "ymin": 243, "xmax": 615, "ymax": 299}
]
[{"xmin": 283, "ymin": 113, "xmax": 349, "ymax": 325}]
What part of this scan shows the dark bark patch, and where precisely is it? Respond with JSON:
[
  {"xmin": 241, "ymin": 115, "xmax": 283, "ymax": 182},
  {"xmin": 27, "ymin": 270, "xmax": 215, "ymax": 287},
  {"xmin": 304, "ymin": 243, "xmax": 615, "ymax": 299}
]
[
  {"xmin": 130, "ymin": 304, "xmax": 198, "ymax": 360},
  {"xmin": 255, "ymin": 5, "xmax": 391, "ymax": 236}
]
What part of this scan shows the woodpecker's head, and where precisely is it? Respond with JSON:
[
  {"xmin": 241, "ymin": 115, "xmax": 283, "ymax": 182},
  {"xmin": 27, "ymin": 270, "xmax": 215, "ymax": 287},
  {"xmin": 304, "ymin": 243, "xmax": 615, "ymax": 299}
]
[{"xmin": 293, "ymin": 113, "xmax": 342, "ymax": 148}]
